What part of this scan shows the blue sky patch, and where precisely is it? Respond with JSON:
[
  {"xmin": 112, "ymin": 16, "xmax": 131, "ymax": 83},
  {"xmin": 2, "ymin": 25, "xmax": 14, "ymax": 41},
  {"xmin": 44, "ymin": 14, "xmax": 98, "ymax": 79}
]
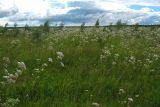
[{"xmin": 129, "ymin": 5, "xmax": 160, "ymax": 12}]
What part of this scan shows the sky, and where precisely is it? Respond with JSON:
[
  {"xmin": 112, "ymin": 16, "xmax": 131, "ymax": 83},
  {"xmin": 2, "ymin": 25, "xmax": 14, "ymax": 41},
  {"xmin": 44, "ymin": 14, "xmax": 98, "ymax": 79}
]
[{"xmin": 0, "ymin": 0, "xmax": 160, "ymax": 26}]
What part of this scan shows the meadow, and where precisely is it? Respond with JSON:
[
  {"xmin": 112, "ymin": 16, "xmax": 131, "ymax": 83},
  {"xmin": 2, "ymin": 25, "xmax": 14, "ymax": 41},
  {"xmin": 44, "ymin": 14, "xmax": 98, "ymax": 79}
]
[{"xmin": 0, "ymin": 23, "xmax": 160, "ymax": 107}]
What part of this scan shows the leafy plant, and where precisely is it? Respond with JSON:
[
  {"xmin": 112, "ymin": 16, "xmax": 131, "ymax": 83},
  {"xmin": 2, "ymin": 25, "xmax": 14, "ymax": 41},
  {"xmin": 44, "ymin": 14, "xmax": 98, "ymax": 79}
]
[
  {"xmin": 95, "ymin": 19, "xmax": 100, "ymax": 28},
  {"xmin": 80, "ymin": 22, "xmax": 85, "ymax": 32}
]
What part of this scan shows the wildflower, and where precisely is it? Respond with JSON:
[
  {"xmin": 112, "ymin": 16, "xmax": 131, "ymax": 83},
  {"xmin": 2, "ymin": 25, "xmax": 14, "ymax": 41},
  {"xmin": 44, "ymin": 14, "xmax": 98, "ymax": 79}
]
[
  {"xmin": 14, "ymin": 72, "xmax": 19, "ymax": 78},
  {"xmin": 4, "ymin": 69, "xmax": 8, "ymax": 74},
  {"xmin": 3, "ymin": 74, "xmax": 17, "ymax": 84},
  {"xmin": 119, "ymin": 88, "xmax": 125, "ymax": 94},
  {"xmin": 56, "ymin": 52, "xmax": 64, "ymax": 57},
  {"xmin": 10, "ymin": 39, "xmax": 21, "ymax": 48},
  {"xmin": 48, "ymin": 57, "xmax": 53, "ymax": 62},
  {"xmin": 2, "ymin": 98, "xmax": 20, "ymax": 107},
  {"xmin": 0, "ymin": 81, "xmax": 5, "ymax": 85},
  {"xmin": 36, "ymin": 59, "xmax": 41, "ymax": 62},
  {"xmin": 41, "ymin": 68, "xmax": 44, "ymax": 71},
  {"xmin": 112, "ymin": 61, "xmax": 116, "ymax": 65},
  {"xmin": 3, "ymin": 76, "xmax": 10, "ymax": 79},
  {"xmin": 36, "ymin": 76, "xmax": 40, "ymax": 79},
  {"xmin": 47, "ymin": 45, "xmax": 53, "ymax": 51},
  {"xmin": 129, "ymin": 56, "xmax": 136, "ymax": 64},
  {"xmin": 128, "ymin": 98, "xmax": 133, "ymax": 102},
  {"xmin": 150, "ymin": 69, "xmax": 155, "ymax": 72},
  {"xmin": 85, "ymin": 90, "xmax": 89, "ymax": 92},
  {"xmin": 2, "ymin": 57, "xmax": 10, "ymax": 64},
  {"xmin": 3, "ymin": 63, "xmax": 8, "ymax": 68},
  {"xmin": 34, "ymin": 68, "xmax": 40, "ymax": 73},
  {"xmin": 7, "ymin": 78, "xmax": 16, "ymax": 84},
  {"xmin": 114, "ymin": 53, "xmax": 119, "ymax": 60},
  {"xmin": 153, "ymin": 54, "xmax": 159, "ymax": 61},
  {"xmin": 17, "ymin": 62, "xmax": 26, "ymax": 71},
  {"xmin": 123, "ymin": 100, "xmax": 127, "ymax": 104},
  {"xmin": 8, "ymin": 74, "xmax": 18, "ymax": 80},
  {"xmin": 92, "ymin": 102, "xmax": 100, "ymax": 107},
  {"xmin": 104, "ymin": 50, "xmax": 111, "ymax": 56},
  {"xmin": 100, "ymin": 55, "xmax": 105, "ymax": 60},
  {"xmin": 42, "ymin": 63, "xmax": 48, "ymax": 67},
  {"xmin": 60, "ymin": 62, "xmax": 64, "ymax": 67},
  {"xmin": 16, "ymin": 69, "xmax": 23, "ymax": 75},
  {"xmin": 135, "ymin": 94, "xmax": 139, "ymax": 98},
  {"xmin": 56, "ymin": 52, "xmax": 64, "ymax": 60}
]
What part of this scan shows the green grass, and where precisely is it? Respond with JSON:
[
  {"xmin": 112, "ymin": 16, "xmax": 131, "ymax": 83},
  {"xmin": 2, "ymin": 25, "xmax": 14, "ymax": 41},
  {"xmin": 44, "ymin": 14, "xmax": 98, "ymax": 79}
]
[{"xmin": 0, "ymin": 27, "xmax": 160, "ymax": 107}]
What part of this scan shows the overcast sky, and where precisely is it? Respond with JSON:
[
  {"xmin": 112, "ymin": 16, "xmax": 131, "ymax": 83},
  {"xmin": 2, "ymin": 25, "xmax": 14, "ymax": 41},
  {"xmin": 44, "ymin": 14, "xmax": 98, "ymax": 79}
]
[{"xmin": 0, "ymin": 0, "xmax": 160, "ymax": 26}]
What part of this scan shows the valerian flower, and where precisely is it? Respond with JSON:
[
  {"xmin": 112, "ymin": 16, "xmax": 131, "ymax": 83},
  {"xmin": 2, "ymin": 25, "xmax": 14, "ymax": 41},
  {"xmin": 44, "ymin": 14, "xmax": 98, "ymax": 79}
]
[
  {"xmin": 60, "ymin": 62, "xmax": 64, "ymax": 67},
  {"xmin": 48, "ymin": 57, "xmax": 53, "ymax": 62},
  {"xmin": 2, "ymin": 57, "xmax": 10, "ymax": 64},
  {"xmin": 56, "ymin": 52, "xmax": 64, "ymax": 60},
  {"xmin": 42, "ymin": 63, "xmax": 48, "ymax": 68},
  {"xmin": 119, "ymin": 88, "xmax": 125, "ymax": 95},
  {"xmin": 17, "ymin": 62, "xmax": 26, "ymax": 71},
  {"xmin": 92, "ymin": 102, "xmax": 100, "ymax": 107},
  {"xmin": 128, "ymin": 98, "xmax": 133, "ymax": 102}
]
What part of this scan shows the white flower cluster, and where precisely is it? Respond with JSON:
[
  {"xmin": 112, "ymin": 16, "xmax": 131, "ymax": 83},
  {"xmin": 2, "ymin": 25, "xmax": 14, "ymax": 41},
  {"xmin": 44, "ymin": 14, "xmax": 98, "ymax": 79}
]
[
  {"xmin": 92, "ymin": 102, "xmax": 100, "ymax": 107},
  {"xmin": 2, "ymin": 57, "xmax": 10, "ymax": 64},
  {"xmin": 128, "ymin": 56, "xmax": 136, "ymax": 64},
  {"xmin": 2, "ymin": 62, "xmax": 26, "ymax": 84},
  {"xmin": 118, "ymin": 88, "xmax": 125, "ymax": 95},
  {"xmin": 47, "ymin": 41, "xmax": 54, "ymax": 51},
  {"xmin": 100, "ymin": 47, "xmax": 111, "ymax": 60},
  {"xmin": 1, "ymin": 98, "xmax": 20, "ymax": 107},
  {"xmin": 56, "ymin": 52, "xmax": 64, "ymax": 60},
  {"xmin": 128, "ymin": 97, "xmax": 133, "ymax": 103},
  {"xmin": 56, "ymin": 52, "xmax": 65, "ymax": 67},
  {"xmin": 17, "ymin": 62, "xmax": 27, "ymax": 71},
  {"xmin": 48, "ymin": 57, "xmax": 53, "ymax": 62},
  {"xmin": 2, "ymin": 57, "xmax": 10, "ymax": 68},
  {"xmin": 10, "ymin": 39, "xmax": 21, "ymax": 48},
  {"xmin": 42, "ymin": 63, "xmax": 48, "ymax": 68}
]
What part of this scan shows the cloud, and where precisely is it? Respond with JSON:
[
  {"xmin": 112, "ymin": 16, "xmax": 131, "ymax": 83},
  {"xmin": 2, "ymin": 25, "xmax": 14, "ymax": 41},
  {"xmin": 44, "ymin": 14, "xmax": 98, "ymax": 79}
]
[
  {"xmin": 0, "ymin": 4, "xmax": 18, "ymax": 18},
  {"xmin": 0, "ymin": 0, "xmax": 160, "ymax": 26}
]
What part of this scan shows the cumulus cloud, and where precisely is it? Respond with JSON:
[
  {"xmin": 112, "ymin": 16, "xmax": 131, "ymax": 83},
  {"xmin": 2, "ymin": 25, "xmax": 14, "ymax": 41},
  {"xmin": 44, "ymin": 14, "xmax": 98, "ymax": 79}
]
[{"xmin": 0, "ymin": 0, "xmax": 160, "ymax": 26}]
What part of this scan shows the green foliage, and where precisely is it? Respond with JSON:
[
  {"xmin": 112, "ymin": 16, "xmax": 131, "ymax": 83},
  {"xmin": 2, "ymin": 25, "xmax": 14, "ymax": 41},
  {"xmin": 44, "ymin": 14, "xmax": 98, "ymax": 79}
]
[
  {"xmin": 133, "ymin": 23, "xmax": 139, "ymax": 31},
  {"xmin": 116, "ymin": 19, "xmax": 127, "ymax": 30},
  {"xmin": 59, "ymin": 22, "xmax": 64, "ymax": 30},
  {"xmin": 24, "ymin": 24, "xmax": 30, "ymax": 31},
  {"xmin": 31, "ymin": 28, "xmax": 42, "ymax": 43},
  {"xmin": 95, "ymin": 19, "xmax": 100, "ymax": 28},
  {"xmin": 0, "ymin": 25, "xmax": 160, "ymax": 107},
  {"xmin": 12, "ymin": 23, "xmax": 19, "ymax": 37},
  {"xmin": 2, "ymin": 23, "xmax": 8, "ymax": 34},
  {"xmin": 43, "ymin": 20, "xmax": 50, "ymax": 33},
  {"xmin": 102, "ymin": 26, "xmax": 106, "ymax": 32},
  {"xmin": 14, "ymin": 23, "xmax": 17, "ymax": 28},
  {"xmin": 0, "ymin": 26, "xmax": 2, "ymax": 36},
  {"xmin": 80, "ymin": 22, "xmax": 85, "ymax": 32},
  {"xmin": 108, "ymin": 22, "xmax": 113, "ymax": 31}
]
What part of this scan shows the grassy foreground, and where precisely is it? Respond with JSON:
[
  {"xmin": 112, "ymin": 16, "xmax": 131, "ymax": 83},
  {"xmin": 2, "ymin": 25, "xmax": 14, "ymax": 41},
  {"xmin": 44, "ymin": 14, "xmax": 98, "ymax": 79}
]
[{"xmin": 0, "ymin": 26, "xmax": 160, "ymax": 107}]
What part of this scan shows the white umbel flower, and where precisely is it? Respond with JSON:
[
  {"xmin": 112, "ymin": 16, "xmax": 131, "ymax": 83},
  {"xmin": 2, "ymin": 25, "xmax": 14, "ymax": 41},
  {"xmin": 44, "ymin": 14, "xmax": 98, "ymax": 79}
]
[
  {"xmin": 56, "ymin": 52, "xmax": 64, "ymax": 60},
  {"xmin": 60, "ymin": 62, "xmax": 64, "ymax": 67},
  {"xmin": 48, "ymin": 57, "xmax": 53, "ymax": 62},
  {"xmin": 17, "ymin": 62, "xmax": 26, "ymax": 71},
  {"xmin": 128, "ymin": 98, "xmax": 133, "ymax": 102},
  {"xmin": 2, "ymin": 57, "xmax": 10, "ymax": 64},
  {"xmin": 16, "ymin": 69, "xmax": 23, "ymax": 75},
  {"xmin": 42, "ymin": 63, "xmax": 48, "ymax": 67},
  {"xmin": 92, "ymin": 102, "xmax": 100, "ymax": 107}
]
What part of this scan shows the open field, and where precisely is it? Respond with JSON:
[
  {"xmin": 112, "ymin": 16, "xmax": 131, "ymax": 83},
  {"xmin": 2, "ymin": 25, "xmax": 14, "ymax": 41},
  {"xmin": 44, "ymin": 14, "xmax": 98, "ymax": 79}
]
[{"xmin": 0, "ymin": 26, "xmax": 160, "ymax": 107}]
